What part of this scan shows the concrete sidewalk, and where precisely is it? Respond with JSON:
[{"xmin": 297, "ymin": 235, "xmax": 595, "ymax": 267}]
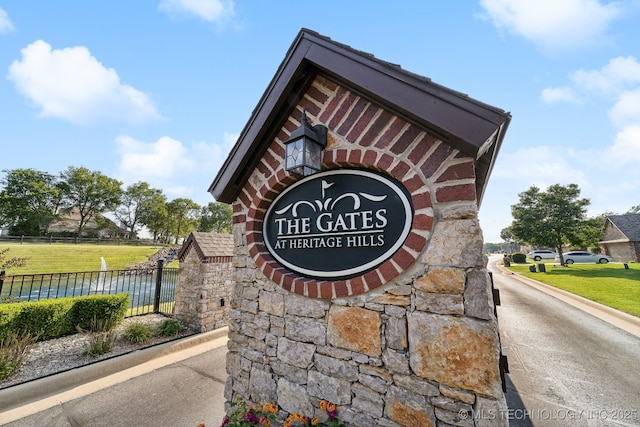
[{"xmin": 0, "ymin": 327, "xmax": 229, "ymax": 427}]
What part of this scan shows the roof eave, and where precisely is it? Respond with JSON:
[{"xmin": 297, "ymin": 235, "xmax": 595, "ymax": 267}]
[{"xmin": 209, "ymin": 29, "xmax": 511, "ymax": 205}]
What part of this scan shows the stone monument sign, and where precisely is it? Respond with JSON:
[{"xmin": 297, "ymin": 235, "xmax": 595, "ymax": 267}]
[{"xmin": 209, "ymin": 28, "xmax": 511, "ymax": 426}]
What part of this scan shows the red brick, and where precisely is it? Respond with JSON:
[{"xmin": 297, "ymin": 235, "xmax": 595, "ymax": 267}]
[
  {"xmin": 412, "ymin": 191, "xmax": 432, "ymax": 210},
  {"xmin": 321, "ymin": 86, "xmax": 348, "ymax": 123},
  {"xmin": 404, "ymin": 232, "xmax": 427, "ymax": 253},
  {"xmin": 413, "ymin": 214, "xmax": 434, "ymax": 231},
  {"xmin": 263, "ymin": 149, "xmax": 281, "ymax": 172},
  {"xmin": 256, "ymin": 160, "xmax": 270, "ymax": 177},
  {"xmin": 403, "ymin": 174, "xmax": 425, "ymax": 194},
  {"xmin": 317, "ymin": 282, "xmax": 331, "ymax": 299},
  {"xmin": 281, "ymin": 272, "xmax": 294, "ymax": 292},
  {"xmin": 254, "ymin": 254, "xmax": 266, "ymax": 270},
  {"xmin": 346, "ymin": 104, "xmax": 378, "ymax": 143},
  {"xmin": 349, "ymin": 277, "xmax": 365, "ymax": 295},
  {"xmin": 334, "ymin": 282, "xmax": 349, "ymax": 298},
  {"xmin": 375, "ymin": 117, "xmax": 406, "ymax": 149},
  {"xmin": 238, "ymin": 189, "xmax": 251, "ymax": 210},
  {"xmin": 337, "ymin": 97, "xmax": 368, "ymax": 137},
  {"xmin": 329, "ymin": 92, "xmax": 358, "ymax": 130},
  {"xmin": 393, "ymin": 247, "xmax": 416, "ymax": 270},
  {"xmin": 336, "ymin": 149, "xmax": 349, "ymax": 163},
  {"xmin": 436, "ymin": 161, "xmax": 475, "ymax": 182},
  {"xmin": 390, "ymin": 125, "xmax": 421, "ymax": 156},
  {"xmin": 246, "ymin": 232, "xmax": 258, "ymax": 245},
  {"xmin": 420, "ymin": 144, "xmax": 454, "ymax": 178},
  {"xmin": 362, "ymin": 150, "xmax": 378, "ymax": 166},
  {"xmin": 307, "ymin": 282, "xmax": 318, "ymax": 298},
  {"xmin": 379, "ymin": 261, "xmax": 400, "ymax": 282},
  {"xmin": 436, "ymin": 183, "xmax": 477, "ymax": 203},
  {"xmin": 248, "ymin": 244, "xmax": 259, "ymax": 258},
  {"xmin": 306, "ymin": 85, "xmax": 329, "ymax": 109},
  {"xmin": 377, "ymin": 153, "xmax": 394, "ymax": 171},
  {"xmin": 364, "ymin": 270, "xmax": 382, "ymax": 290},
  {"xmin": 348, "ymin": 149, "xmax": 362, "ymax": 164},
  {"xmin": 294, "ymin": 280, "xmax": 305, "ymax": 296},
  {"xmin": 232, "ymin": 214, "xmax": 246, "ymax": 224},
  {"xmin": 391, "ymin": 161, "xmax": 411, "ymax": 181},
  {"xmin": 360, "ymin": 109, "xmax": 394, "ymax": 148}
]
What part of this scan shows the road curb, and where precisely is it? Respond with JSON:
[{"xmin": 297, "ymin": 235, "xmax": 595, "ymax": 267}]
[{"xmin": 495, "ymin": 262, "xmax": 640, "ymax": 338}]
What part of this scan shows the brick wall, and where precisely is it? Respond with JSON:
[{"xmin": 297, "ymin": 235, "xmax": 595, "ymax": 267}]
[{"xmin": 224, "ymin": 75, "xmax": 507, "ymax": 426}]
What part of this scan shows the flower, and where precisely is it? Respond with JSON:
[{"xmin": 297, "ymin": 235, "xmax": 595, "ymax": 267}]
[
  {"xmin": 218, "ymin": 397, "xmax": 344, "ymax": 427},
  {"xmin": 262, "ymin": 404, "xmax": 278, "ymax": 414}
]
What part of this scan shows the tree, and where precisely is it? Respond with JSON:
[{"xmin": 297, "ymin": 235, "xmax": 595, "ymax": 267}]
[
  {"xmin": 499, "ymin": 226, "xmax": 520, "ymax": 253},
  {"xmin": 115, "ymin": 182, "xmax": 164, "ymax": 239},
  {"xmin": 0, "ymin": 248, "xmax": 29, "ymax": 272},
  {"xmin": 198, "ymin": 202, "xmax": 232, "ymax": 233},
  {"xmin": 510, "ymin": 184, "xmax": 590, "ymax": 265},
  {"xmin": 0, "ymin": 168, "xmax": 62, "ymax": 235},
  {"xmin": 166, "ymin": 198, "xmax": 201, "ymax": 244},
  {"xmin": 58, "ymin": 166, "xmax": 123, "ymax": 238},
  {"xmin": 139, "ymin": 192, "xmax": 168, "ymax": 242},
  {"xmin": 628, "ymin": 205, "xmax": 640, "ymax": 214}
]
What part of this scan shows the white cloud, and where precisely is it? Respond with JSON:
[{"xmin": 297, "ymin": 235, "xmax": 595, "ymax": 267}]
[
  {"xmin": 0, "ymin": 7, "xmax": 14, "ymax": 33},
  {"xmin": 159, "ymin": 0, "xmax": 235, "ymax": 23},
  {"xmin": 571, "ymin": 56, "xmax": 640, "ymax": 95},
  {"xmin": 493, "ymin": 145, "xmax": 587, "ymax": 188},
  {"xmin": 7, "ymin": 40, "xmax": 162, "ymax": 126},
  {"xmin": 115, "ymin": 135, "xmax": 193, "ymax": 183},
  {"xmin": 115, "ymin": 133, "xmax": 236, "ymax": 202},
  {"xmin": 479, "ymin": 0, "xmax": 622, "ymax": 51},
  {"xmin": 608, "ymin": 125, "xmax": 640, "ymax": 165},
  {"xmin": 540, "ymin": 86, "xmax": 579, "ymax": 104},
  {"xmin": 608, "ymin": 88, "xmax": 640, "ymax": 129}
]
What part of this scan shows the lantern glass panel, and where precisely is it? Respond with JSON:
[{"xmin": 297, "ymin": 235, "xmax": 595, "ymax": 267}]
[{"xmin": 285, "ymin": 138, "xmax": 305, "ymax": 170}]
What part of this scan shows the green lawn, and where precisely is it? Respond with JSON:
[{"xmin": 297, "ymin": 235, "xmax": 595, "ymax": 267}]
[
  {"xmin": 1, "ymin": 243, "xmax": 173, "ymax": 275},
  {"xmin": 507, "ymin": 262, "xmax": 640, "ymax": 317}
]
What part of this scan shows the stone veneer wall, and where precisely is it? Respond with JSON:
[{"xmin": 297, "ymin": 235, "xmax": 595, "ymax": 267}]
[
  {"xmin": 174, "ymin": 248, "xmax": 233, "ymax": 332},
  {"xmin": 224, "ymin": 75, "xmax": 507, "ymax": 427}
]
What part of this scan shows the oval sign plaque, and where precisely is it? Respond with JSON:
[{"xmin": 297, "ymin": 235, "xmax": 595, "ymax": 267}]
[{"xmin": 263, "ymin": 169, "xmax": 413, "ymax": 280}]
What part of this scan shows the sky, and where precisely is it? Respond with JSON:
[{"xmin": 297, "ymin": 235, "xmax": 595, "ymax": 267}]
[{"xmin": 1, "ymin": 0, "xmax": 639, "ymax": 243}]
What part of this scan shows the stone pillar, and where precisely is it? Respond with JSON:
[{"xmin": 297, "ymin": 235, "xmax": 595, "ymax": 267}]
[
  {"xmin": 174, "ymin": 233, "xmax": 234, "ymax": 332},
  {"xmin": 221, "ymin": 75, "xmax": 508, "ymax": 426}
]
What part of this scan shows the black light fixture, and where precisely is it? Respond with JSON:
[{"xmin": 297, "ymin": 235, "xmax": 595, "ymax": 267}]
[{"xmin": 284, "ymin": 109, "xmax": 327, "ymax": 176}]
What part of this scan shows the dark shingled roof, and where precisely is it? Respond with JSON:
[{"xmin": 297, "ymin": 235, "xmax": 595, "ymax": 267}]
[
  {"xmin": 208, "ymin": 28, "xmax": 511, "ymax": 206},
  {"xmin": 178, "ymin": 232, "xmax": 234, "ymax": 261},
  {"xmin": 607, "ymin": 214, "xmax": 640, "ymax": 241}
]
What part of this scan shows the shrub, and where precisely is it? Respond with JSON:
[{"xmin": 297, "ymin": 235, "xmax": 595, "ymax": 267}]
[
  {"xmin": 156, "ymin": 318, "xmax": 182, "ymax": 337},
  {"xmin": 0, "ymin": 331, "xmax": 35, "ymax": 380},
  {"xmin": 81, "ymin": 316, "xmax": 117, "ymax": 358},
  {"xmin": 4, "ymin": 298, "xmax": 75, "ymax": 341},
  {"xmin": 0, "ymin": 293, "xmax": 130, "ymax": 341},
  {"xmin": 511, "ymin": 252, "xmax": 527, "ymax": 264},
  {"xmin": 125, "ymin": 323, "xmax": 154, "ymax": 344},
  {"xmin": 71, "ymin": 293, "xmax": 129, "ymax": 332}
]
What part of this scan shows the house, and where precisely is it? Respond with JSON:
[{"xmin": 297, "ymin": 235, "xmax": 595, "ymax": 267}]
[
  {"xmin": 47, "ymin": 208, "xmax": 129, "ymax": 239},
  {"xmin": 600, "ymin": 214, "xmax": 640, "ymax": 262}
]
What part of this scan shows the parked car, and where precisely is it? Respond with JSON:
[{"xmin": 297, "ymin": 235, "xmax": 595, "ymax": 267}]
[
  {"xmin": 527, "ymin": 250, "xmax": 558, "ymax": 261},
  {"xmin": 555, "ymin": 251, "xmax": 612, "ymax": 264}
]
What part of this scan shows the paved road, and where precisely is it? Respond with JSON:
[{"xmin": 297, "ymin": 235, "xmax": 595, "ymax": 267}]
[
  {"xmin": 0, "ymin": 332, "xmax": 229, "ymax": 427},
  {"xmin": 490, "ymin": 256, "xmax": 640, "ymax": 427}
]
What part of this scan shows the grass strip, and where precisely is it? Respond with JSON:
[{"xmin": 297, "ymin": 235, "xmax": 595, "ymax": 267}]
[
  {"xmin": 508, "ymin": 263, "xmax": 640, "ymax": 317},
  {"xmin": 1, "ymin": 243, "xmax": 171, "ymax": 275}
]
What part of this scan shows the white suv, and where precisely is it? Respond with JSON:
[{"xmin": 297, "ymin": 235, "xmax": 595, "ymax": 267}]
[{"xmin": 527, "ymin": 250, "xmax": 557, "ymax": 261}]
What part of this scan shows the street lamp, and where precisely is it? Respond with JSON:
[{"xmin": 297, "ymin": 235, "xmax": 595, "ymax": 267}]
[{"xmin": 284, "ymin": 109, "xmax": 327, "ymax": 176}]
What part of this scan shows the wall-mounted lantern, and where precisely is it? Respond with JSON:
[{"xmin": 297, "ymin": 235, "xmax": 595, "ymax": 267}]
[{"xmin": 284, "ymin": 109, "xmax": 327, "ymax": 176}]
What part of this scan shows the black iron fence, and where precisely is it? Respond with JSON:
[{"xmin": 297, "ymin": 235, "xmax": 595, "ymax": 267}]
[{"xmin": 0, "ymin": 260, "xmax": 177, "ymax": 317}]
